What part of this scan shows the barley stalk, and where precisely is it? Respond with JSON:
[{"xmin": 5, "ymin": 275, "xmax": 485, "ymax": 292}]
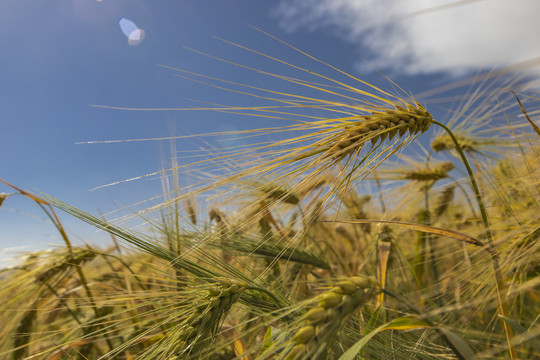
[{"xmin": 433, "ymin": 120, "xmax": 518, "ymax": 360}]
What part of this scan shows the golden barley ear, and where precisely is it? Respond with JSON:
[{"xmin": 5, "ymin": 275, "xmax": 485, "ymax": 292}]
[
  {"xmin": 404, "ymin": 162, "xmax": 455, "ymax": 182},
  {"xmin": 327, "ymin": 102, "xmax": 433, "ymax": 159},
  {"xmin": 434, "ymin": 185, "xmax": 456, "ymax": 217}
]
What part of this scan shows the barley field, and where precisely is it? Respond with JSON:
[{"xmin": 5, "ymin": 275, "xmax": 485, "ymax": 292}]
[{"xmin": 1, "ymin": 32, "xmax": 539, "ymax": 360}]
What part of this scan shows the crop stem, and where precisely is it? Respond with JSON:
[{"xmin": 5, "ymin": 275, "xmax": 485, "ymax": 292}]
[{"xmin": 433, "ymin": 121, "xmax": 517, "ymax": 360}]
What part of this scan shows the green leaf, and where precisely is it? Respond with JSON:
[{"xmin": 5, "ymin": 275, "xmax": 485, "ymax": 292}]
[
  {"xmin": 358, "ymin": 306, "xmax": 383, "ymax": 358},
  {"xmin": 339, "ymin": 317, "xmax": 432, "ymax": 360},
  {"xmin": 259, "ymin": 326, "xmax": 274, "ymax": 355},
  {"xmin": 438, "ymin": 327, "xmax": 476, "ymax": 360},
  {"xmin": 363, "ymin": 306, "xmax": 382, "ymax": 336},
  {"xmin": 499, "ymin": 315, "xmax": 540, "ymax": 349}
]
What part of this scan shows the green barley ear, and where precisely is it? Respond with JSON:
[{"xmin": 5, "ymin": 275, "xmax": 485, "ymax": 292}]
[
  {"xmin": 281, "ymin": 276, "xmax": 379, "ymax": 360},
  {"xmin": 142, "ymin": 280, "xmax": 246, "ymax": 359},
  {"xmin": 183, "ymin": 280, "xmax": 246, "ymax": 357}
]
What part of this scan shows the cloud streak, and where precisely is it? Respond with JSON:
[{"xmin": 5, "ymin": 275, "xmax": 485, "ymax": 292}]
[{"xmin": 275, "ymin": 0, "xmax": 540, "ymax": 76}]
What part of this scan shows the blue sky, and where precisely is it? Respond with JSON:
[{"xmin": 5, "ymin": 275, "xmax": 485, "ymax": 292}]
[{"xmin": 1, "ymin": 0, "xmax": 539, "ymax": 258}]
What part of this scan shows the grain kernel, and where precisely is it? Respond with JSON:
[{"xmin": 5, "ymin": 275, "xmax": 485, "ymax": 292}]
[
  {"xmin": 293, "ymin": 325, "xmax": 315, "ymax": 344},
  {"xmin": 319, "ymin": 292, "xmax": 342, "ymax": 308}
]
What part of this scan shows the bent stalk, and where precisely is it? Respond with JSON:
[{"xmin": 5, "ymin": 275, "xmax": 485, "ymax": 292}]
[{"xmin": 433, "ymin": 121, "xmax": 517, "ymax": 360}]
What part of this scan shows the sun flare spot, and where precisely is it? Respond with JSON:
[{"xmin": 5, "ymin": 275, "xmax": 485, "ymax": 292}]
[{"xmin": 118, "ymin": 17, "xmax": 145, "ymax": 46}]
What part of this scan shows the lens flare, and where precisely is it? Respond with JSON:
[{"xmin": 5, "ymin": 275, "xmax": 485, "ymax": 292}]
[{"xmin": 119, "ymin": 17, "xmax": 145, "ymax": 46}]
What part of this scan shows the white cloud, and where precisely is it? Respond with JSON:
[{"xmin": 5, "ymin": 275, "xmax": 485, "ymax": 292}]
[{"xmin": 275, "ymin": 0, "xmax": 540, "ymax": 76}]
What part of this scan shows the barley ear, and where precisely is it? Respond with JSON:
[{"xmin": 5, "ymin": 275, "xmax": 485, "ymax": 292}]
[
  {"xmin": 282, "ymin": 276, "xmax": 379, "ymax": 359},
  {"xmin": 328, "ymin": 102, "xmax": 434, "ymax": 159}
]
